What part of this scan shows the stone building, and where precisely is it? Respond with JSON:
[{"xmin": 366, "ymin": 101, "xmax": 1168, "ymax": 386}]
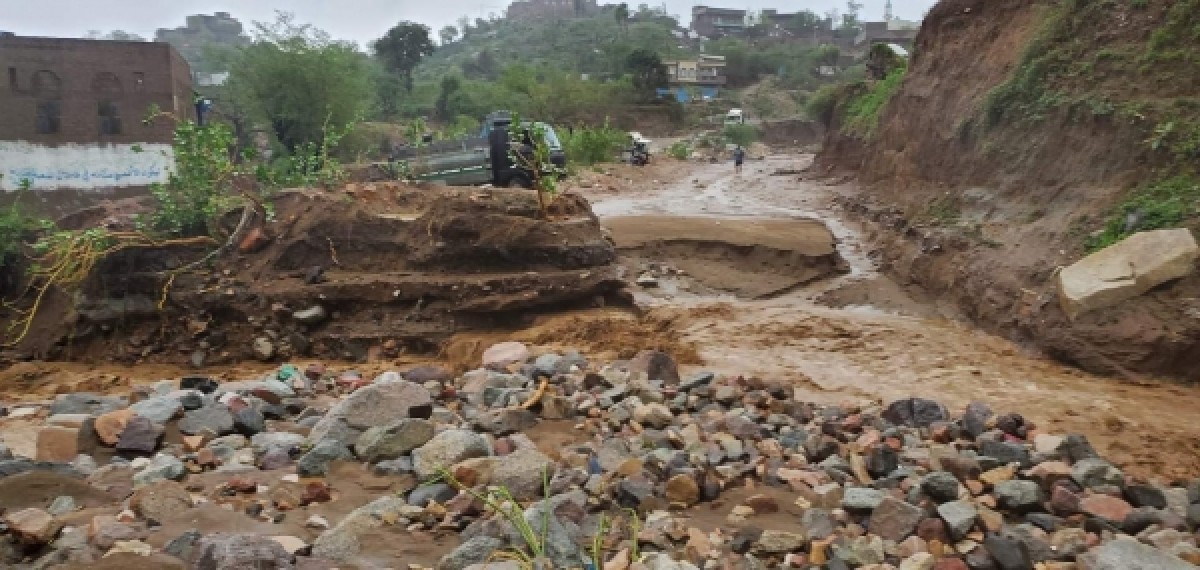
[{"xmin": 0, "ymin": 35, "xmax": 193, "ymax": 202}]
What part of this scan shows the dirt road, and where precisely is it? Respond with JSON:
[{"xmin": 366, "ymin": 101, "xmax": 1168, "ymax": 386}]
[{"xmin": 588, "ymin": 154, "xmax": 1200, "ymax": 481}]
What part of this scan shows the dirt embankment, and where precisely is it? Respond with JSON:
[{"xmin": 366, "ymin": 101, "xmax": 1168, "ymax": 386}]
[
  {"xmin": 816, "ymin": 0, "xmax": 1200, "ymax": 381},
  {"xmin": 1, "ymin": 184, "xmax": 640, "ymax": 368}
]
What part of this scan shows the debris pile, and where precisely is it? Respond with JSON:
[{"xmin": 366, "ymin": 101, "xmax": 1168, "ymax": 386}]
[{"xmin": 2, "ymin": 345, "xmax": 1200, "ymax": 569}]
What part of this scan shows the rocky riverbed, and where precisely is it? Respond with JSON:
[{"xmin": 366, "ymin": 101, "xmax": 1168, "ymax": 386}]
[{"xmin": 1, "ymin": 342, "xmax": 1199, "ymax": 569}]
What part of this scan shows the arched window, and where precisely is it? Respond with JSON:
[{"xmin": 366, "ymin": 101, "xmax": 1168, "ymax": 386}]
[
  {"xmin": 91, "ymin": 71, "xmax": 122, "ymax": 94},
  {"xmin": 32, "ymin": 70, "xmax": 62, "ymax": 97},
  {"xmin": 98, "ymin": 100, "xmax": 122, "ymax": 135},
  {"xmin": 36, "ymin": 100, "xmax": 61, "ymax": 134}
]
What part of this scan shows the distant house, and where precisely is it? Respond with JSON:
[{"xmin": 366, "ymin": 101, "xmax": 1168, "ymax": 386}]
[
  {"xmin": 857, "ymin": 20, "xmax": 919, "ymax": 50},
  {"xmin": 664, "ymin": 55, "xmax": 727, "ymax": 87},
  {"xmin": 506, "ymin": 0, "xmax": 597, "ymax": 21},
  {"xmin": 691, "ymin": 6, "xmax": 747, "ymax": 38},
  {"xmin": 0, "ymin": 35, "xmax": 193, "ymax": 196}
]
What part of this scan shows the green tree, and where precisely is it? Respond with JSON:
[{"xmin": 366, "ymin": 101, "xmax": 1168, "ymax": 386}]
[
  {"xmin": 439, "ymin": 25, "xmax": 459, "ymax": 45},
  {"xmin": 791, "ymin": 10, "xmax": 822, "ymax": 32},
  {"xmin": 615, "ymin": 3, "xmax": 631, "ymax": 32},
  {"xmin": 626, "ymin": 48, "xmax": 667, "ymax": 100},
  {"xmin": 226, "ymin": 13, "xmax": 372, "ymax": 153},
  {"xmin": 435, "ymin": 74, "xmax": 464, "ymax": 119},
  {"xmin": 372, "ymin": 21, "xmax": 435, "ymax": 91}
]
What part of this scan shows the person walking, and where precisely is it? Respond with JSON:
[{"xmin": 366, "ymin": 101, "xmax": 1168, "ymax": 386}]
[{"xmin": 733, "ymin": 145, "xmax": 746, "ymax": 174}]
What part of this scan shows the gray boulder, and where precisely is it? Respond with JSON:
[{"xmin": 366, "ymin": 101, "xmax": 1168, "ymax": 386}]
[
  {"xmin": 132, "ymin": 453, "xmax": 186, "ymax": 487},
  {"xmin": 436, "ymin": 536, "xmax": 507, "ymax": 570},
  {"xmin": 297, "ymin": 440, "xmax": 354, "ymax": 477},
  {"xmin": 130, "ymin": 396, "xmax": 183, "ymax": 424},
  {"xmin": 193, "ymin": 533, "xmax": 294, "ymax": 570},
  {"xmin": 937, "ymin": 500, "xmax": 977, "ymax": 540},
  {"xmin": 354, "ymin": 419, "xmax": 436, "ymax": 463},
  {"xmin": 1083, "ymin": 538, "xmax": 1199, "ymax": 569},
  {"xmin": 49, "ymin": 393, "xmax": 124, "ymax": 416},
  {"xmin": 412, "ymin": 429, "xmax": 491, "ymax": 479},
  {"xmin": 308, "ymin": 379, "xmax": 433, "ymax": 446},
  {"xmin": 491, "ymin": 448, "xmax": 557, "ymax": 501},
  {"xmin": 311, "ymin": 497, "xmax": 423, "ymax": 561},
  {"xmin": 995, "ymin": 480, "xmax": 1043, "ymax": 512},
  {"xmin": 178, "ymin": 405, "xmax": 235, "ymax": 436}
]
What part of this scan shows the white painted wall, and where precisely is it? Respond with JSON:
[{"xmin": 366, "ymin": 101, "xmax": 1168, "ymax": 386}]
[{"xmin": 0, "ymin": 141, "xmax": 174, "ymax": 191}]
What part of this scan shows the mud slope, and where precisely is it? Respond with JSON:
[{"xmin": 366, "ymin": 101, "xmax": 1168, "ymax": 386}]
[
  {"xmin": 817, "ymin": 0, "xmax": 1200, "ymax": 380},
  {"xmin": 2, "ymin": 184, "xmax": 632, "ymax": 365}
]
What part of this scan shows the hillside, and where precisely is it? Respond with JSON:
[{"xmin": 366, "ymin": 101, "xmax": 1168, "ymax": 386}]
[{"xmin": 816, "ymin": 0, "xmax": 1200, "ymax": 380}]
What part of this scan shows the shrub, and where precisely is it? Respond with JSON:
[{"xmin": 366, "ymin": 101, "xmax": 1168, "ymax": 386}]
[
  {"xmin": 1087, "ymin": 175, "xmax": 1200, "ymax": 250},
  {"xmin": 723, "ymin": 123, "xmax": 760, "ymax": 148},
  {"xmin": 842, "ymin": 66, "xmax": 906, "ymax": 136},
  {"xmin": 667, "ymin": 141, "xmax": 691, "ymax": 160},
  {"xmin": 806, "ymin": 84, "xmax": 841, "ymax": 125},
  {"xmin": 0, "ymin": 178, "xmax": 45, "ymax": 259},
  {"xmin": 562, "ymin": 122, "xmax": 629, "ymax": 166}
]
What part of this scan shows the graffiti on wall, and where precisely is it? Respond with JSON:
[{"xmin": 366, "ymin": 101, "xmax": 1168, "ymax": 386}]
[{"xmin": 0, "ymin": 141, "xmax": 174, "ymax": 191}]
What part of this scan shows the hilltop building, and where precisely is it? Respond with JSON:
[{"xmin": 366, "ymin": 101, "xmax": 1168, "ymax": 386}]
[
  {"xmin": 506, "ymin": 0, "xmax": 598, "ymax": 21},
  {"xmin": 691, "ymin": 6, "xmax": 747, "ymax": 38}
]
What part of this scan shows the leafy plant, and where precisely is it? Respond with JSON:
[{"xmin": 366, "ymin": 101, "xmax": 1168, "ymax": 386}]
[
  {"xmin": 562, "ymin": 121, "xmax": 628, "ymax": 166},
  {"xmin": 723, "ymin": 123, "xmax": 760, "ymax": 148},
  {"xmin": 666, "ymin": 141, "xmax": 691, "ymax": 160},
  {"xmin": 145, "ymin": 113, "xmax": 246, "ymax": 237},
  {"xmin": 842, "ymin": 66, "xmax": 906, "ymax": 136},
  {"xmin": 507, "ymin": 112, "xmax": 566, "ymax": 217},
  {"xmin": 1087, "ymin": 175, "xmax": 1200, "ymax": 250},
  {"xmin": 0, "ymin": 178, "xmax": 45, "ymax": 260}
]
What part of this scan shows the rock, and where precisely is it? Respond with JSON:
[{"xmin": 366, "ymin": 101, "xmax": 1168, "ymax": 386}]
[
  {"xmin": 490, "ymin": 448, "xmax": 556, "ymax": 501},
  {"xmin": 983, "ymin": 532, "xmax": 1032, "ymax": 570},
  {"xmin": 1048, "ymin": 485, "xmax": 1082, "ymax": 515},
  {"xmin": 1057, "ymin": 228, "xmax": 1199, "ymax": 319},
  {"xmin": 680, "ymin": 372, "xmax": 715, "ymax": 392},
  {"xmin": 130, "ymin": 396, "xmax": 183, "ymax": 424},
  {"xmin": 482, "ymin": 341, "xmax": 530, "ymax": 368},
  {"xmin": 193, "ymin": 533, "xmax": 294, "ymax": 569},
  {"xmin": 132, "ymin": 453, "xmax": 185, "ymax": 486},
  {"xmin": 105, "ymin": 539, "xmax": 155, "ymax": 557},
  {"xmin": 994, "ymin": 480, "xmax": 1042, "ymax": 512},
  {"xmin": 114, "ymin": 416, "xmax": 164, "ymax": 454},
  {"xmin": 1084, "ymin": 538, "xmax": 1199, "ymax": 569},
  {"xmin": 312, "ymin": 497, "xmax": 420, "ymax": 561},
  {"xmin": 297, "ymin": 440, "xmax": 353, "ymax": 477},
  {"xmin": 412, "ymin": 429, "xmax": 491, "ymax": 480},
  {"xmin": 843, "ymin": 487, "xmax": 886, "ymax": 511},
  {"xmin": 870, "ymin": 496, "xmax": 925, "ymax": 541},
  {"xmin": 47, "ymin": 495, "xmax": 77, "ymax": 516},
  {"xmin": 472, "ymin": 408, "xmax": 538, "ymax": 435},
  {"xmin": 292, "ymin": 305, "xmax": 328, "ymax": 324},
  {"xmin": 88, "ymin": 516, "xmax": 140, "ymax": 550},
  {"xmin": 354, "ymin": 419, "xmax": 436, "ymax": 463},
  {"xmin": 922, "ymin": 471, "xmax": 961, "ymax": 503},
  {"xmin": 1072, "ymin": 457, "xmax": 1123, "ymax": 489},
  {"xmin": 93, "ymin": 408, "xmax": 136, "ymax": 445},
  {"xmin": 802, "ymin": 508, "xmax": 837, "ymax": 540},
  {"xmin": 36, "ymin": 426, "xmax": 81, "ymax": 462},
  {"xmin": 4, "ymin": 508, "xmax": 61, "ymax": 544},
  {"xmin": 1057, "ymin": 434, "xmax": 1099, "ymax": 463},
  {"xmin": 627, "ymin": 350, "xmax": 680, "ymax": 385},
  {"xmin": 666, "ymin": 473, "xmax": 700, "ymax": 507},
  {"xmin": 252, "ymin": 337, "xmax": 276, "ymax": 361},
  {"xmin": 49, "ymin": 392, "xmax": 125, "ymax": 416},
  {"xmin": 251, "ymin": 432, "xmax": 306, "ymax": 455},
  {"xmin": 307, "ymin": 379, "xmax": 433, "ymax": 446},
  {"xmin": 633, "ymin": 402, "xmax": 674, "ymax": 429},
  {"xmin": 408, "ymin": 483, "xmax": 457, "ymax": 506},
  {"xmin": 181, "ymin": 376, "xmax": 219, "ymax": 393},
  {"xmin": 979, "ymin": 439, "xmax": 1032, "ymax": 467},
  {"xmin": 883, "ymin": 398, "xmax": 949, "ymax": 428},
  {"xmin": 1081, "ymin": 495, "xmax": 1133, "ymax": 523},
  {"xmin": 270, "ymin": 535, "xmax": 307, "ymax": 556},
  {"xmin": 178, "ymin": 405, "xmax": 235, "ymax": 436},
  {"xmin": 835, "ymin": 534, "xmax": 885, "ymax": 566},
  {"xmin": 1125, "ymin": 484, "xmax": 1168, "ymax": 508},
  {"xmin": 130, "ymin": 480, "xmax": 193, "ymax": 522},
  {"xmin": 436, "ymin": 536, "xmax": 507, "ymax": 570},
  {"xmin": 901, "ymin": 552, "xmax": 936, "ymax": 570},
  {"xmin": 164, "ymin": 529, "xmax": 203, "ymax": 560},
  {"xmin": 937, "ymin": 500, "xmax": 977, "ymax": 540},
  {"xmin": 232, "ymin": 407, "xmax": 266, "ymax": 436},
  {"xmin": 751, "ymin": 530, "xmax": 806, "ymax": 554}
]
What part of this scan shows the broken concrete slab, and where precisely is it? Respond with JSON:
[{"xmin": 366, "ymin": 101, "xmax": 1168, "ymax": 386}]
[{"xmin": 1057, "ymin": 228, "xmax": 1198, "ymax": 319}]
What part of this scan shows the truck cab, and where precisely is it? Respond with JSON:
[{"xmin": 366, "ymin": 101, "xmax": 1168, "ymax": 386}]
[{"xmin": 397, "ymin": 111, "xmax": 565, "ymax": 187}]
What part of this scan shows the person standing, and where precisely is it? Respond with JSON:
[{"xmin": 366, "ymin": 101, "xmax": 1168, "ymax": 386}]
[{"xmin": 733, "ymin": 146, "xmax": 746, "ymax": 174}]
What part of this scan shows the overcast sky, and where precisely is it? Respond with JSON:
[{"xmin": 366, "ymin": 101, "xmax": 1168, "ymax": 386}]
[{"xmin": 0, "ymin": 0, "xmax": 937, "ymax": 47}]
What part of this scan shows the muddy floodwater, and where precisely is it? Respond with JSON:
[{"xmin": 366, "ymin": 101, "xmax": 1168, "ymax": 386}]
[{"xmin": 592, "ymin": 154, "xmax": 1200, "ymax": 481}]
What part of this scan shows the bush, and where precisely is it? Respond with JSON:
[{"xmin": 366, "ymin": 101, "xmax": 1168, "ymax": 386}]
[
  {"xmin": 562, "ymin": 122, "xmax": 629, "ymax": 166},
  {"xmin": 667, "ymin": 141, "xmax": 691, "ymax": 160},
  {"xmin": 842, "ymin": 66, "xmax": 906, "ymax": 136},
  {"xmin": 723, "ymin": 123, "xmax": 760, "ymax": 148},
  {"xmin": 0, "ymin": 179, "xmax": 44, "ymax": 259},
  {"xmin": 806, "ymin": 84, "xmax": 841, "ymax": 125},
  {"xmin": 1087, "ymin": 175, "xmax": 1200, "ymax": 251}
]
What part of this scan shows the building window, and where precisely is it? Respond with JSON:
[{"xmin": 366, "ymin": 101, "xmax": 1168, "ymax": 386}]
[
  {"xmin": 36, "ymin": 100, "xmax": 61, "ymax": 134},
  {"xmin": 98, "ymin": 101, "xmax": 122, "ymax": 135},
  {"xmin": 32, "ymin": 70, "xmax": 62, "ymax": 97},
  {"xmin": 133, "ymin": 72, "xmax": 145, "ymax": 91}
]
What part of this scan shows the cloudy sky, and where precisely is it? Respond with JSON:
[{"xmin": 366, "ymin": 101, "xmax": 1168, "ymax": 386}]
[{"xmin": 0, "ymin": 0, "xmax": 937, "ymax": 47}]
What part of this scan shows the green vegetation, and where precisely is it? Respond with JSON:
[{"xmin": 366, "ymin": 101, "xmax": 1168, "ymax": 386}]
[
  {"xmin": 1087, "ymin": 175, "xmax": 1200, "ymax": 250},
  {"xmin": 841, "ymin": 66, "xmax": 906, "ymax": 136},
  {"xmin": 667, "ymin": 140, "xmax": 691, "ymax": 160},
  {"xmin": 723, "ymin": 123, "xmax": 760, "ymax": 147},
  {"xmin": 562, "ymin": 122, "xmax": 629, "ymax": 166},
  {"xmin": 0, "ymin": 179, "xmax": 44, "ymax": 260}
]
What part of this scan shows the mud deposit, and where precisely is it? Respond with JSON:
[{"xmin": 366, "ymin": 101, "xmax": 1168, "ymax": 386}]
[{"xmin": 606, "ymin": 216, "xmax": 848, "ymax": 299}]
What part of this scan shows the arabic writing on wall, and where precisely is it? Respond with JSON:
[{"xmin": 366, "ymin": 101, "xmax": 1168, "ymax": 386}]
[{"xmin": 0, "ymin": 141, "xmax": 174, "ymax": 191}]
